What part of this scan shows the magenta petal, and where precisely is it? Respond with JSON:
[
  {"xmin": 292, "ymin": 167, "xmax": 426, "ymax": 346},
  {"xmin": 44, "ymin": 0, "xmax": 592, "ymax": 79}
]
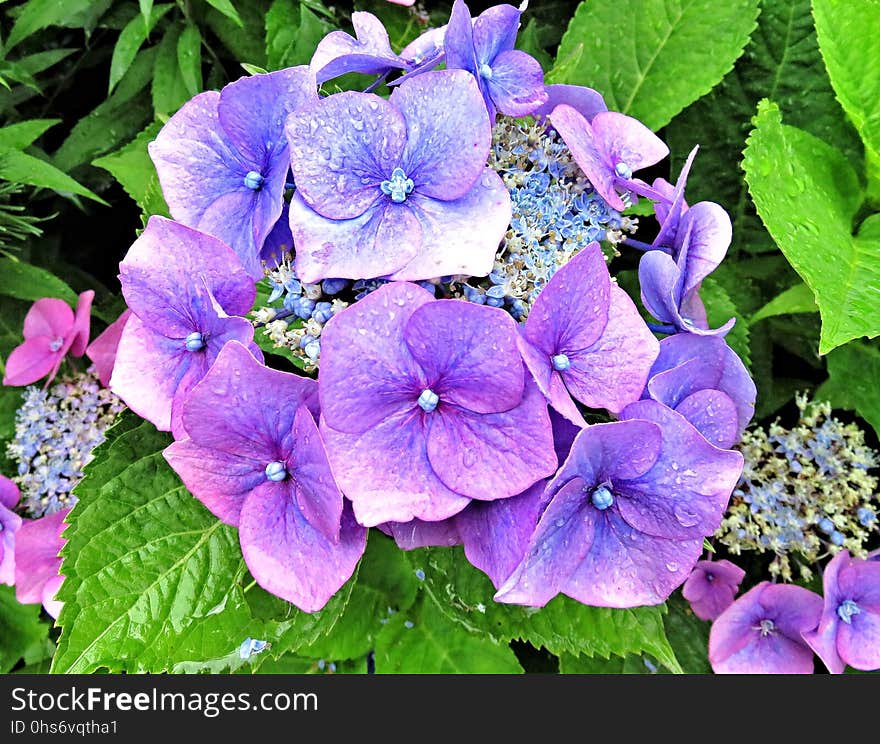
[
  {"xmin": 2, "ymin": 338, "xmax": 62, "ymax": 387},
  {"xmin": 675, "ymin": 389, "xmax": 739, "ymax": 449},
  {"xmin": 682, "ymin": 559, "xmax": 745, "ymax": 621},
  {"xmin": 563, "ymin": 285, "xmax": 659, "ymax": 414},
  {"xmin": 485, "ymin": 49, "xmax": 548, "ymax": 117},
  {"xmin": 289, "ymin": 195, "xmax": 422, "ymax": 283},
  {"xmin": 425, "ymin": 378, "xmax": 556, "ymax": 501},
  {"xmin": 838, "ymin": 609, "xmax": 880, "ymax": 671},
  {"xmin": 287, "ymin": 91, "xmax": 406, "ymax": 220},
  {"xmin": 239, "ymin": 484, "xmax": 366, "ymax": 612},
  {"xmin": 393, "ymin": 70, "xmax": 492, "ymax": 201},
  {"xmin": 86, "ymin": 309, "xmax": 131, "ymax": 388},
  {"xmin": 532, "ymin": 84, "xmax": 607, "ymax": 122},
  {"xmin": 319, "ymin": 281, "xmax": 433, "ymax": 435},
  {"xmin": 321, "ymin": 410, "xmax": 470, "ymax": 526},
  {"xmin": 590, "ymin": 110, "xmax": 669, "ymax": 174},
  {"xmin": 68, "ymin": 290, "xmax": 94, "ymax": 357},
  {"xmin": 404, "ymin": 300, "xmax": 523, "ymax": 414},
  {"xmin": 0, "ymin": 499, "xmax": 22, "ymax": 585},
  {"xmin": 14, "ymin": 508, "xmax": 68, "ymax": 609},
  {"xmin": 41, "ymin": 574, "xmax": 65, "ymax": 619},
  {"xmin": 0, "ymin": 475, "xmax": 19, "ymax": 509},
  {"xmin": 23, "ymin": 297, "xmax": 74, "ymax": 340},
  {"xmin": 388, "ymin": 171, "xmax": 510, "ymax": 281}
]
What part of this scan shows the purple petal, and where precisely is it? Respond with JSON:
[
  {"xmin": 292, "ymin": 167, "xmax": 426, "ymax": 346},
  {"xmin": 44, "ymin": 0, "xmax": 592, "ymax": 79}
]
[
  {"xmin": 240, "ymin": 484, "xmax": 366, "ymax": 612},
  {"xmin": 310, "ymin": 11, "xmax": 408, "ymax": 83},
  {"xmin": 473, "ymin": 3, "xmax": 520, "ymax": 61},
  {"xmin": 289, "ymin": 196, "xmax": 422, "ymax": 283},
  {"xmin": 14, "ymin": 508, "xmax": 68, "ymax": 611},
  {"xmin": 260, "ymin": 201, "xmax": 293, "ymax": 266},
  {"xmin": 444, "ymin": 0, "xmax": 478, "ymax": 75},
  {"xmin": 590, "ymin": 110, "xmax": 669, "ymax": 175},
  {"xmin": 425, "ymin": 377, "xmax": 557, "ymax": 501},
  {"xmin": 484, "ymin": 49, "xmax": 548, "ymax": 117},
  {"xmin": 403, "ymin": 299, "xmax": 524, "ymax": 414},
  {"xmin": 639, "ymin": 249, "xmax": 681, "ymax": 326},
  {"xmin": 68, "ymin": 290, "xmax": 93, "ymax": 358},
  {"xmin": 0, "ymin": 475, "xmax": 19, "ymax": 510},
  {"xmin": 387, "ymin": 171, "xmax": 510, "ymax": 281},
  {"xmin": 86, "ymin": 309, "xmax": 131, "ymax": 388},
  {"xmin": 286, "ymin": 91, "xmax": 406, "ymax": 220},
  {"xmin": 0, "ymin": 499, "xmax": 21, "ymax": 585},
  {"xmin": 318, "ymin": 281, "xmax": 433, "ymax": 435},
  {"xmin": 677, "ymin": 202, "xmax": 732, "ymax": 296},
  {"xmin": 392, "ymin": 70, "xmax": 492, "ymax": 201},
  {"xmin": 531, "ymin": 84, "xmax": 607, "ymax": 122},
  {"xmin": 674, "ymin": 389, "xmax": 739, "ymax": 449},
  {"xmin": 563, "ymin": 285, "xmax": 659, "ymax": 414},
  {"xmin": 652, "ymin": 146, "xmax": 697, "ymax": 249},
  {"xmin": 682, "ymin": 559, "xmax": 745, "ymax": 621},
  {"xmin": 321, "ymin": 409, "xmax": 470, "ymax": 526},
  {"xmin": 617, "ymin": 400, "xmax": 743, "ymax": 540},
  {"xmin": 400, "ymin": 25, "xmax": 446, "ymax": 67},
  {"xmin": 385, "ymin": 518, "xmax": 461, "ymax": 550},
  {"xmin": 550, "ymin": 408, "xmax": 582, "ymax": 465}
]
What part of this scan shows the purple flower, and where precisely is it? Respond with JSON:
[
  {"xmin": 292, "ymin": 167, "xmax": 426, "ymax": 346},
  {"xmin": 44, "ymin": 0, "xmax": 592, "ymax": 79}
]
[
  {"xmin": 399, "ymin": 25, "xmax": 447, "ymax": 70},
  {"xmin": 318, "ymin": 281, "xmax": 556, "ymax": 527},
  {"xmin": 549, "ymin": 104, "xmax": 669, "ymax": 212},
  {"xmin": 495, "ymin": 399, "xmax": 743, "ymax": 608},
  {"xmin": 709, "ymin": 582, "xmax": 822, "ymax": 674},
  {"xmin": 111, "ymin": 217, "xmax": 260, "ymax": 437},
  {"xmin": 639, "ymin": 201, "xmax": 735, "ymax": 336},
  {"xmin": 149, "ymin": 68, "xmax": 317, "ymax": 278},
  {"xmin": 0, "ymin": 475, "xmax": 22, "ymax": 585},
  {"xmin": 444, "ymin": 0, "xmax": 548, "ymax": 120},
  {"xmin": 531, "ymin": 84, "xmax": 607, "ymax": 122},
  {"xmin": 285, "ymin": 69, "xmax": 511, "ymax": 283},
  {"xmin": 681, "ymin": 559, "xmax": 745, "ymax": 621},
  {"xmin": 164, "ymin": 342, "xmax": 366, "ymax": 611},
  {"xmin": 14, "ymin": 507, "xmax": 69, "ymax": 619},
  {"xmin": 310, "ymin": 12, "xmax": 410, "ymax": 84},
  {"xmin": 518, "ymin": 242, "xmax": 659, "ymax": 425},
  {"xmin": 642, "ymin": 334, "xmax": 755, "ymax": 449},
  {"xmin": 802, "ymin": 550, "xmax": 880, "ymax": 673},
  {"xmin": 650, "ymin": 146, "xmax": 697, "ymax": 250}
]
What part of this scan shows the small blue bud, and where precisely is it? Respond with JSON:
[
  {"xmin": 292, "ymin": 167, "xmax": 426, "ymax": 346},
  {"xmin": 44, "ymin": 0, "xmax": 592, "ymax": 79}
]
[
  {"xmin": 614, "ymin": 161, "xmax": 632, "ymax": 180},
  {"xmin": 591, "ymin": 485, "xmax": 614, "ymax": 510},
  {"xmin": 418, "ymin": 388, "xmax": 439, "ymax": 413},
  {"xmin": 265, "ymin": 460, "xmax": 287, "ymax": 482},
  {"xmin": 239, "ymin": 637, "xmax": 269, "ymax": 659},
  {"xmin": 486, "ymin": 296, "xmax": 505, "ymax": 308},
  {"xmin": 380, "ymin": 167, "xmax": 415, "ymax": 203},
  {"xmin": 818, "ymin": 517, "xmax": 835, "ymax": 534},
  {"xmin": 322, "ymin": 278, "xmax": 349, "ymax": 295},
  {"xmin": 857, "ymin": 507, "xmax": 876, "ymax": 526},
  {"xmin": 830, "ymin": 530, "xmax": 845, "ymax": 546},
  {"xmin": 304, "ymin": 339, "xmax": 321, "ymax": 361},
  {"xmin": 49, "ymin": 338, "xmax": 63, "ymax": 352},
  {"xmin": 299, "ymin": 334, "xmax": 316, "ymax": 350},
  {"xmin": 837, "ymin": 599, "xmax": 860, "ymax": 625},
  {"xmin": 292, "ymin": 296, "xmax": 315, "ymax": 320},
  {"xmin": 184, "ymin": 331, "xmax": 205, "ymax": 352},
  {"xmin": 317, "ymin": 659, "xmax": 326, "ymax": 670},
  {"xmin": 414, "ymin": 569, "xmax": 425, "ymax": 581},
  {"xmin": 552, "ymin": 353, "xmax": 571, "ymax": 372},
  {"xmin": 243, "ymin": 170, "xmax": 264, "ymax": 190},
  {"xmin": 312, "ymin": 301, "xmax": 334, "ymax": 324},
  {"xmin": 404, "ymin": 620, "xmax": 414, "ymax": 629}
]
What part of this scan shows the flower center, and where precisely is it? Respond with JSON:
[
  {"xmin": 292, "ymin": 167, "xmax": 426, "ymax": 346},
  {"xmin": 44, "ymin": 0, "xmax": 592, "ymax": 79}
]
[
  {"xmin": 381, "ymin": 167, "xmax": 415, "ymax": 203},
  {"xmin": 265, "ymin": 461, "xmax": 288, "ymax": 482},
  {"xmin": 757, "ymin": 619, "xmax": 775, "ymax": 637},
  {"xmin": 837, "ymin": 599, "xmax": 860, "ymax": 625},
  {"xmin": 418, "ymin": 388, "xmax": 439, "ymax": 413},
  {"xmin": 551, "ymin": 353, "xmax": 571, "ymax": 372},
  {"xmin": 49, "ymin": 337, "xmax": 64, "ymax": 352},
  {"xmin": 614, "ymin": 161, "xmax": 633, "ymax": 180},
  {"xmin": 184, "ymin": 331, "xmax": 206, "ymax": 352},
  {"xmin": 244, "ymin": 170, "xmax": 265, "ymax": 190},
  {"xmin": 705, "ymin": 572, "xmax": 715, "ymax": 583},
  {"xmin": 590, "ymin": 485, "xmax": 614, "ymax": 510},
  {"xmin": 479, "ymin": 63, "xmax": 493, "ymax": 79}
]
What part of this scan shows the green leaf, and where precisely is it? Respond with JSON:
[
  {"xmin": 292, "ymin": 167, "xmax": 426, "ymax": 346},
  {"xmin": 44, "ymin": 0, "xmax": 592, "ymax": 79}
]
[
  {"xmin": 516, "ymin": 17, "xmax": 553, "ymax": 72},
  {"xmin": 549, "ymin": 0, "xmax": 760, "ymax": 130},
  {"xmin": 177, "ymin": 23, "xmax": 204, "ymax": 97},
  {"xmin": 750, "ymin": 282, "xmax": 818, "ymax": 325},
  {"xmin": 92, "ymin": 122, "xmax": 162, "ymax": 207},
  {"xmin": 0, "ymin": 148, "xmax": 107, "ymax": 204},
  {"xmin": 152, "ymin": 26, "xmax": 191, "ymax": 116},
  {"xmin": 139, "ymin": 0, "xmax": 155, "ymax": 29},
  {"xmin": 205, "ymin": 0, "xmax": 244, "ymax": 27},
  {"xmin": 108, "ymin": 4, "xmax": 172, "ymax": 94},
  {"xmin": 744, "ymin": 100, "xmax": 879, "ymax": 354},
  {"xmin": 266, "ymin": 1, "xmax": 329, "ymax": 70},
  {"xmin": 666, "ymin": 0, "xmax": 862, "ymax": 258},
  {"xmin": 374, "ymin": 595, "xmax": 524, "ymax": 674},
  {"xmin": 0, "ymin": 258, "xmax": 78, "ymax": 305},
  {"xmin": 813, "ymin": 0, "xmax": 880, "ymax": 202},
  {"xmin": 662, "ymin": 594, "xmax": 711, "ymax": 673},
  {"xmin": 818, "ymin": 341, "xmax": 880, "ymax": 438},
  {"xmin": 0, "ymin": 585, "xmax": 52, "ymax": 673},
  {"xmin": 700, "ymin": 276, "xmax": 752, "ymax": 369},
  {"xmin": 0, "ymin": 119, "xmax": 60, "ymax": 150},
  {"xmin": 205, "ymin": 0, "xmax": 268, "ymax": 68},
  {"xmin": 413, "ymin": 547, "xmax": 680, "ymax": 672},
  {"xmin": 559, "ymin": 652, "xmax": 653, "ymax": 674},
  {"xmin": 5, "ymin": 0, "xmax": 96, "ymax": 50}
]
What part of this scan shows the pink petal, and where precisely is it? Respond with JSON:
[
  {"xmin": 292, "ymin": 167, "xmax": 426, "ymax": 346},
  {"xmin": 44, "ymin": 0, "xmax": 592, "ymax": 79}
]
[
  {"xmin": 86, "ymin": 309, "xmax": 131, "ymax": 388},
  {"xmin": 23, "ymin": 297, "xmax": 74, "ymax": 340},
  {"xmin": 2, "ymin": 337, "xmax": 62, "ymax": 387}
]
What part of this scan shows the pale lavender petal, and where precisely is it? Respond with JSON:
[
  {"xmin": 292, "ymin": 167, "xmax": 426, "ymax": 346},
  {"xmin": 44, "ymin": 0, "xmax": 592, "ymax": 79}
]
[
  {"xmin": 400, "ymin": 25, "xmax": 446, "ymax": 67},
  {"xmin": 674, "ymin": 389, "xmax": 739, "ymax": 449},
  {"xmin": 590, "ymin": 110, "xmax": 669, "ymax": 174},
  {"xmin": 318, "ymin": 281, "xmax": 433, "ymax": 435},
  {"xmin": 484, "ymin": 49, "xmax": 548, "ymax": 117},
  {"xmin": 677, "ymin": 202, "xmax": 732, "ymax": 297},
  {"xmin": 546, "ymin": 371, "xmax": 588, "ymax": 427},
  {"xmin": 425, "ymin": 378, "xmax": 557, "ymax": 501},
  {"xmin": 387, "ymin": 171, "xmax": 510, "ymax": 280},
  {"xmin": 839, "ymin": 610, "xmax": 880, "ymax": 671},
  {"xmin": 310, "ymin": 11, "xmax": 408, "ymax": 83},
  {"xmin": 403, "ymin": 300, "xmax": 523, "ymax": 414},
  {"xmin": 651, "ymin": 146, "xmax": 697, "ymax": 250},
  {"xmin": 86, "ymin": 309, "xmax": 131, "ymax": 388},
  {"xmin": 321, "ymin": 410, "xmax": 470, "ymax": 526},
  {"xmin": 532, "ymin": 84, "xmax": 607, "ymax": 122},
  {"xmin": 240, "ymin": 484, "xmax": 366, "ymax": 612},
  {"xmin": 0, "ymin": 501, "xmax": 21, "ymax": 585},
  {"xmin": 473, "ymin": 3, "xmax": 520, "ymax": 61},
  {"xmin": 0, "ymin": 475, "xmax": 18, "ymax": 510},
  {"xmin": 14, "ymin": 508, "xmax": 68, "ymax": 609},
  {"xmin": 444, "ymin": 0, "xmax": 478, "ymax": 75},
  {"xmin": 393, "ymin": 70, "xmax": 491, "ymax": 200},
  {"xmin": 639, "ymin": 249, "xmax": 681, "ymax": 327},
  {"xmin": 386, "ymin": 518, "xmax": 461, "ymax": 550},
  {"xmin": 289, "ymin": 195, "xmax": 422, "ymax": 283}
]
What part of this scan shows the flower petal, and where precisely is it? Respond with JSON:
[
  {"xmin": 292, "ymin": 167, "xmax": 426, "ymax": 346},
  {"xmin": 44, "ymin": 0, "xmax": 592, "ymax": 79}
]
[
  {"xmin": 86, "ymin": 309, "xmax": 130, "ymax": 388},
  {"xmin": 532, "ymin": 84, "xmax": 607, "ymax": 122},
  {"xmin": 23, "ymin": 297, "xmax": 74, "ymax": 340},
  {"xmin": 14, "ymin": 508, "xmax": 68, "ymax": 608},
  {"xmin": 674, "ymin": 388, "xmax": 739, "ymax": 449},
  {"xmin": 484, "ymin": 49, "xmax": 548, "ymax": 117},
  {"xmin": 310, "ymin": 11, "xmax": 407, "ymax": 83},
  {"xmin": 2, "ymin": 338, "xmax": 62, "ymax": 387},
  {"xmin": 590, "ymin": 110, "xmax": 669, "ymax": 174}
]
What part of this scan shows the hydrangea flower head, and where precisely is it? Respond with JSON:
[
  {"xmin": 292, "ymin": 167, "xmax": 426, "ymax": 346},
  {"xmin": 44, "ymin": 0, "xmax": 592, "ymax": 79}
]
[
  {"xmin": 149, "ymin": 68, "xmax": 317, "ymax": 278},
  {"xmin": 14, "ymin": 507, "xmax": 69, "ymax": 618},
  {"xmin": 682, "ymin": 559, "xmax": 745, "ymax": 621},
  {"xmin": 286, "ymin": 69, "xmax": 511, "ymax": 282},
  {"xmin": 319, "ymin": 281, "xmax": 556, "ymax": 527},
  {"xmin": 3, "ymin": 291, "xmax": 93, "ymax": 387},
  {"xmin": 444, "ymin": 0, "xmax": 548, "ymax": 120},
  {"xmin": 0, "ymin": 475, "xmax": 22, "ymax": 585},
  {"xmin": 709, "ymin": 581, "xmax": 822, "ymax": 674},
  {"xmin": 643, "ymin": 334, "xmax": 755, "ymax": 448},
  {"xmin": 802, "ymin": 550, "xmax": 880, "ymax": 673},
  {"xmin": 495, "ymin": 400, "xmax": 743, "ymax": 608},
  {"xmin": 112, "ymin": 216, "xmax": 259, "ymax": 436},
  {"xmin": 549, "ymin": 104, "xmax": 669, "ymax": 211},
  {"xmin": 518, "ymin": 242, "xmax": 659, "ymax": 424},
  {"xmin": 164, "ymin": 342, "xmax": 366, "ymax": 611}
]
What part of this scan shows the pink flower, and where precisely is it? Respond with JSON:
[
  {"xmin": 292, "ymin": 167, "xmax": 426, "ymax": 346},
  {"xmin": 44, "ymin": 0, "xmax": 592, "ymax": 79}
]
[
  {"xmin": 3, "ymin": 291, "xmax": 94, "ymax": 387},
  {"xmin": 0, "ymin": 475, "xmax": 22, "ymax": 586},
  {"xmin": 14, "ymin": 508, "xmax": 69, "ymax": 619},
  {"xmin": 86, "ymin": 309, "xmax": 131, "ymax": 387},
  {"xmin": 682, "ymin": 559, "xmax": 745, "ymax": 621}
]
